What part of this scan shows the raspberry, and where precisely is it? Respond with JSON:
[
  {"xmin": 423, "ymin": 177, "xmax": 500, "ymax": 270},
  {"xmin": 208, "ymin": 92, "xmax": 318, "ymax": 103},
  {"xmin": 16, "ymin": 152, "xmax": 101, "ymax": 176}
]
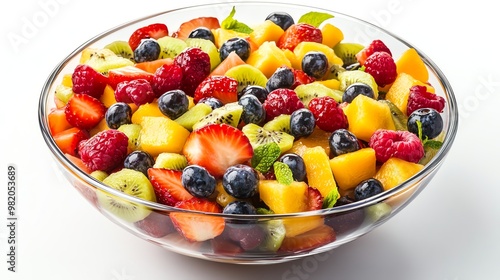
[
  {"xmin": 174, "ymin": 47, "xmax": 211, "ymax": 96},
  {"xmin": 79, "ymin": 130, "xmax": 129, "ymax": 172},
  {"xmin": 262, "ymin": 88, "xmax": 304, "ymax": 122},
  {"xmin": 115, "ymin": 79, "xmax": 155, "ymax": 106},
  {"xmin": 308, "ymin": 96, "xmax": 348, "ymax": 132},
  {"xmin": 71, "ymin": 64, "xmax": 107, "ymax": 98},
  {"xmin": 151, "ymin": 63, "xmax": 183, "ymax": 98},
  {"xmin": 363, "ymin": 51, "xmax": 397, "ymax": 87},
  {"xmin": 356, "ymin": 39, "xmax": 392, "ymax": 65},
  {"xmin": 406, "ymin": 85, "xmax": 446, "ymax": 116},
  {"xmin": 369, "ymin": 129, "xmax": 424, "ymax": 163}
]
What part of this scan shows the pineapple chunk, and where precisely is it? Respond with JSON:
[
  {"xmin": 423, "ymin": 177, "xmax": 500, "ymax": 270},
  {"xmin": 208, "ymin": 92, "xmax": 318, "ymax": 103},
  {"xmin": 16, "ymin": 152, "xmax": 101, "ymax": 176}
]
[
  {"xmin": 329, "ymin": 148, "xmax": 377, "ymax": 191},
  {"xmin": 385, "ymin": 72, "xmax": 435, "ymax": 116},
  {"xmin": 395, "ymin": 48, "xmax": 429, "ymax": 83},
  {"xmin": 246, "ymin": 41, "xmax": 291, "ymax": 78},
  {"xmin": 258, "ymin": 180, "xmax": 308, "ymax": 214},
  {"xmin": 283, "ymin": 216, "xmax": 324, "ymax": 237},
  {"xmin": 139, "ymin": 116, "xmax": 190, "ymax": 156},
  {"xmin": 131, "ymin": 102, "xmax": 165, "ymax": 124},
  {"xmin": 302, "ymin": 146, "xmax": 338, "ymax": 198},
  {"xmin": 249, "ymin": 20, "xmax": 285, "ymax": 46},
  {"xmin": 374, "ymin": 157, "xmax": 424, "ymax": 190}
]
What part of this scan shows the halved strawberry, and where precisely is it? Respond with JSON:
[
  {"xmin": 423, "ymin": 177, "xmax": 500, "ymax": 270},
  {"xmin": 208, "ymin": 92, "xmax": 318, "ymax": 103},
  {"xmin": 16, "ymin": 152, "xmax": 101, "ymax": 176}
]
[
  {"xmin": 279, "ymin": 224, "xmax": 336, "ymax": 252},
  {"xmin": 147, "ymin": 168, "xmax": 194, "ymax": 206},
  {"xmin": 307, "ymin": 186, "xmax": 323, "ymax": 211},
  {"xmin": 128, "ymin": 23, "xmax": 169, "ymax": 51},
  {"xmin": 170, "ymin": 197, "xmax": 225, "ymax": 242},
  {"xmin": 355, "ymin": 39, "xmax": 392, "ymax": 65},
  {"xmin": 48, "ymin": 107, "xmax": 72, "ymax": 136},
  {"xmin": 277, "ymin": 23, "xmax": 322, "ymax": 51},
  {"xmin": 107, "ymin": 65, "xmax": 154, "ymax": 89},
  {"xmin": 182, "ymin": 123, "xmax": 254, "ymax": 177},
  {"xmin": 64, "ymin": 93, "xmax": 106, "ymax": 130},
  {"xmin": 172, "ymin": 17, "xmax": 220, "ymax": 40},
  {"xmin": 193, "ymin": 75, "xmax": 239, "ymax": 104},
  {"xmin": 53, "ymin": 127, "xmax": 89, "ymax": 156},
  {"xmin": 291, "ymin": 69, "xmax": 315, "ymax": 89}
]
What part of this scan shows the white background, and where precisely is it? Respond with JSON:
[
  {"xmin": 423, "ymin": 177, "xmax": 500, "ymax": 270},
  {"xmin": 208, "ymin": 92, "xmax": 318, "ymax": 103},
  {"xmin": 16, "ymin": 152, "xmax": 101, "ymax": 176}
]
[{"xmin": 1, "ymin": 0, "xmax": 499, "ymax": 279}]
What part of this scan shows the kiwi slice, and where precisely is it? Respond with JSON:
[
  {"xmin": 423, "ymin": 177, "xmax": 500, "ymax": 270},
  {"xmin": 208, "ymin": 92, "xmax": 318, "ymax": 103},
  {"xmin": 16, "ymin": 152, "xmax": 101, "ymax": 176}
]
[
  {"xmin": 174, "ymin": 103, "xmax": 213, "ymax": 131},
  {"xmin": 54, "ymin": 84, "xmax": 74, "ymax": 105},
  {"xmin": 84, "ymin": 53, "xmax": 134, "ymax": 75},
  {"xmin": 104, "ymin": 40, "xmax": 134, "ymax": 61},
  {"xmin": 379, "ymin": 99, "xmax": 408, "ymax": 131},
  {"xmin": 153, "ymin": 153, "xmax": 188, "ymax": 170},
  {"xmin": 192, "ymin": 102, "xmax": 243, "ymax": 131},
  {"xmin": 224, "ymin": 64, "xmax": 268, "ymax": 93},
  {"xmin": 157, "ymin": 36, "xmax": 188, "ymax": 59},
  {"xmin": 118, "ymin": 123, "xmax": 142, "ymax": 151},
  {"xmin": 333, "ymin": 42, "xmax": 364, "ymax": 67},
  {"xmin": 365, "ymin": 202, "xmax": 392, "ymax": 222},
  {"xmin": 242, "ymin": 123, "xmax": 294, "ymax": 153},
  {"xmin": 323, "ymin": 64, "xmax": 346, "ymax": 80},
  {"xmin": 295, "ymin": 82, "xmax": 343, "ymax": 105},
  {"xmin": 185, "ymin": 38, "xmax": 221, "ymax": 71},
  {"xmin": 90, "ymin": 170, "xmax": 109, "ymax": 181},
  {"xmin": 258, "ymin": 220, "xmax": 286, "ymax": 252},
  {"xmin": 338, "ymin": 70, "xmax": 379, "ymax": 99},
  {"xmin": 263, "ymin": 114, "xmax": 291, "ymax": 134},
  {"xmin": 98, "ymin": 168, "xmax": 156, "ymax": 223}
]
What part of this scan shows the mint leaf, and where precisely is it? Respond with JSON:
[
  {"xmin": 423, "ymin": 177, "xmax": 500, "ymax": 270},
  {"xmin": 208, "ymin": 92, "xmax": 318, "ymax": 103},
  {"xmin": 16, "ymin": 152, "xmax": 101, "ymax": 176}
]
[
  {"xmin": 322, "ymin": 188, "xmax": 340, "ymax": 209},
  {"xmin": 424, "ymin": 140, "xmax": 443, "ymax": 149},
  {"xmin": 298, "ymin": 11, "xmax": 334, "ymax": 28},
  {"xmin": 273, "ymin": 162, "xmax": 293, "ymax": 186},
  {"xmin": 256, "ymin": 208, "xmax": 274, "ymax": 215},
  {"xmin": 251, "ymin": 142, "xmax": 281, "ymax": 173},
  {"xmin": 221, "ymin": 6, "xmax": 253, "ymax": 34}
]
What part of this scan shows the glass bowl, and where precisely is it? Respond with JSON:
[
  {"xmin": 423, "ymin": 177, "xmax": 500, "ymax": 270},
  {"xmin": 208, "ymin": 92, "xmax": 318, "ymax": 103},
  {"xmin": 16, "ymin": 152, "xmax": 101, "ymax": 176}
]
[{"xmin": 38, "ymin": 1, "xmax": 458, "ymax": 264}]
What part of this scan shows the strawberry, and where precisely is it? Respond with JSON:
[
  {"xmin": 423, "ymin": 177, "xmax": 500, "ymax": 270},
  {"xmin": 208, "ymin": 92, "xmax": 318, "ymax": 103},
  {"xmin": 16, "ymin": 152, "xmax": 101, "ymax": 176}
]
[
  {"xmin": 53, "ymin": 127, "xmax": 89, "ymax": 156},
  {"xmin": 48, "ymin": 107, "xmax": 72, "ymax": 135},
  {"xmin": 279, "ymin": 225, "xmax": 336, "ymax": 252},
  {"xmin": 134, "ymin": 212, "xmax": 175, "ymax": 238},
  {"xmin": 170, "ymin": 197, "xmax": 225, "ymax": 242},
  {"xmin": 277, "ymin": 23, "xmax": 322, "ymax": 51},
  {"xmin": 355, "ymin": 39, "xmax": 392, "ymax": 65},
  {"xmin": 147, "ymin": 168, "xmax": 194, "ymax": 206},
  {"xmin": 64, "ymin": 93, "xmax": 106, "ymax": 130},
  {"xmin": 183, "ymin": 123, "xmax": 254, "ymax": 177},
  {"xmin": 291, "ymin": 69, "xmax": 315, "ymax": 89},
  {"xmin": 71, "ymin": 64, "xmax": 108, "ymax": 98},
  {"xmin": 363, "ymin": 51, "xmax": 397, "ymax": 87},
  {"xmin": 128, "ymin": 23, "xmax": 169, "ymax": 51},
  {"xmin": 107, "ymin": 65, "xmax": 153, "ymax": 89},
  {"xmin": 172, "ymin": 17, "xmax": 220, "ymax": 40},
  {"xmin": 307, "ymin": 186, "xmax": 323, "ymax": 211},
  {"xmin": 174, "ymin": 47, "xmax": 211, "ymax": 96},
  {"xmin": 193, "ymin": 75, "xmax": 239, "ymax": 104}
]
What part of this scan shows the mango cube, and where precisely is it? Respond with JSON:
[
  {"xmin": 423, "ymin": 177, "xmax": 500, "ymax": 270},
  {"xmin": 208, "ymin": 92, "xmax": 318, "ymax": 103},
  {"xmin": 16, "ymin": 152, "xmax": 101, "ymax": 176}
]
[
  {"xmin": 374, "ymin": 157, "xmax": 424, "ymax": 191},
  {"xmin": 139, "ymin": 116, "xmax": 190, "ymax": 156},
  {"xmin": 385, "ymin": 72, "xmax": 434, "ymax": 116},
  {"xmin": 259, "ymin": 180, "xmax": 309, "ymax": 214},
  {"xmin": 246, "ymin": 41, "xmax": 291, "ymax": 78},
  {"xmin": 329, "ymin": 148, "xmax": 377, "ymax": 191},
  {"xmin": 302, "ymin": 146, "xmax": 338, "ymax": 198}
]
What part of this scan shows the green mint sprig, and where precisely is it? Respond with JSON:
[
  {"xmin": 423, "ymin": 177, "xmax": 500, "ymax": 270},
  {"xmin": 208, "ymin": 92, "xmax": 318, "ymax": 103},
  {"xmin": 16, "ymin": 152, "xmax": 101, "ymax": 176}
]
[
  {"xmin": 221, "ymin": 6, "xmax": 253, "ymax": 34},
  {"xmin": 251, "ymin": 142, "xmax": 281, "ymax": 173},
  {"xmin": 322, "ymin": 188, "xmax": 340, "ymax": 209},
  {"xmin": 273, "ymin": 161, "xmax": 294, "ymax": 186},
  {"xmin": 298, "ymin": 11, "xmax": 334, "ymax": 28}
]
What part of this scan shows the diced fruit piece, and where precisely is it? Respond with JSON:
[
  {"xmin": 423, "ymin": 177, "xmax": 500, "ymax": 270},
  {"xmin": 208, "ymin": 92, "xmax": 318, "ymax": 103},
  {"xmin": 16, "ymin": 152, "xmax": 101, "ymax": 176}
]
[
  {"xmin": 131, "ymin": 102, "xmax": 164, "ymax": 124},
  {"xmin": 279, "ymin": 224, "xmax": 336, "ymax": 252},
  {"xmin": 287, "ymin": 127, "xmax": 331, "ymax": 157},
  {"xmin": 302, "ymin": 146, "xmax": 338, "ymax": 199},
  {"xmin": 374, "ymin": 157, "xmax": 424, "ymax": 190},
  {"xmin": 277, "ymin": 23, "xmax": 322, "ymax": 51},
  {"xmin": 294, "ymin": 82, "xmax": 343, "ymax": 106},
  {"xmin": 185, "ymin": 38, "xmax": 221, "ymax": 70},
  {"xmin": 104, "ymin": 40, "xmax": 134, "ymax": 61},
  {"xmin": 258, "ymin": 180, "xmax": 309, "ymax": 213},
  {"xmin": 385, "ymin": 72, "xmax": 435, "ymax": 116},
  {"xmin": 249, "ymin": 20, "xmax": 285, "ymax": 46},
  {"xmin": 156, "ymin": 36, "xmax": 188, "ymax": 59},
  {"xmin": 212, "ymin": 28, "xmax": 248, "ymax": 49},
  {"xmin": 215, "ymin": 181, "xmax": 238, "ymax": 208},
  {"xmin": 224, "ymin": 64, "xmax": 268, "ymax": 93},
  {"xmin": 172, "ymin": 17, "xmax": 221, "ymax": 40},
  {"xmin": 192, "ymin": 102, "xmax": 243, "ymax": 130},
  {"xmin": 338, "ymin": 70, "xmax": 379, "ymax": 99},
  {"xmin": 329, "ymin": 148, "xmax": 377, "ymax": 191},
  {"xmin": 293, "ymin": 41, "xmax": 343, "ymax": 71},
  {"xmin": 139, "ymin": 116, "xmax": 190, "ymax": 157},
  {"xmin": 148, "ymin": 168, "xmax": 193, "ymax": 206},
  {"xmin": 343, "ymin": 94, "xmax": 396, "ymax": 142},
  {"xmin": 321, "ymin": 23, "xmax": 343, "ymax": 48},
  {"xmin": 135, "ymin": 58, "xmax": 174, "ymax": 73},
  {"xmin": 54, "ymin": 83, "xmax": 74, "ymax": 105},
  {"xmin": 128, "ymin": 23, "xmax": 169, "ymax": 51},
  {"xmin": 79, "ymin": 129, "xmax": 129, "ymax": 172},
  {"xmin": 117, "ymin": 123, "xmax": 141, "ymax": 152},
  {"xmin": 242, "ymin": 123, "xmax": 294, "ymax": 154},
  {"xmin": 48, "ymin": 108, "xmax": 72, "ymax": 135},
  {"xmin": 153, "ymin": 152, "xmax": 188, "ymax": 170},
  {"xmin": 355, "ymin": 39, "xmax": 392, "ymax": 65},
  {"xmin": 363, "ymin": 51, "xmax": 397, "ymax": 87},
  {"xmin": 64, "ymin": 93, "xmax": 106, "ymax": 130},
  {"xmin": 246, "ymin": 41, "xmax": 291, "ymax": 78},
  {"xmin": 193, "ymin": 75, "xmax": 239, "ymax": 104},
  {"xmin": 333, "ymin": 42, "xmax": 364, "ymax": 67},
  {"xmin": 174, "ymin": 103, "xmax": 213, "ymax": 131},
  {"xmin": 71, "ymin": 64, "xmax": 108, "ymax": 98},
  {"xmin": 84, "ymin": 52, "xmax": 135, "ymax": 75},
  {"xmin": 283, "ymin": 216, "xmax": 325, "ymax": 237},
  {"xmin": 65, "ymin": 153, "xmax": 92, "ymax": 174},
  {"xmin": 134, "ymin": 212, "xmax": 174, "ymax": 238},
  {"xmin": 53, "ymin": 127, "xmax": 89, "ymax": 156},
  {"xmin": 210, "ymin": 51, "xmax": 246, "ymax": 76},
  {"xmin": 79, "ymin": 48, "xmax": 115, "ymax": 64},
  {"xmin": 395, "ymin": 48, "xmax": 429, "ymax": 83},
  {"xmin": 100, "ymin": 85, "xmax": 117, "ymax": 108},
  {"xmin": 107, "ymin": 66, "xmax": 153, "ymax": 89},
  {"xmin": 369, "ymin": 129, "xmax": 424, "ymax": 164}
]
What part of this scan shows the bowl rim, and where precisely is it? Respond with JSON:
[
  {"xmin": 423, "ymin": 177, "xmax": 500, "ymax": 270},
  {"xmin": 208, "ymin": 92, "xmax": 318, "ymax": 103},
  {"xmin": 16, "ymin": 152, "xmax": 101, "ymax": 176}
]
[{"xmin": 38, "ymin": 1, "xmax": 459, "ymax": 219}]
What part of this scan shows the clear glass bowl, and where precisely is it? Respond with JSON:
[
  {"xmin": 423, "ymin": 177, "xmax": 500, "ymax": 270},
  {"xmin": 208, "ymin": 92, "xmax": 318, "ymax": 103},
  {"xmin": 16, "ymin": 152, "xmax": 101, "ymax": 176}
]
[{"xmin": 38, "ymin": 2, "xmax": 458, "ymax": 264}]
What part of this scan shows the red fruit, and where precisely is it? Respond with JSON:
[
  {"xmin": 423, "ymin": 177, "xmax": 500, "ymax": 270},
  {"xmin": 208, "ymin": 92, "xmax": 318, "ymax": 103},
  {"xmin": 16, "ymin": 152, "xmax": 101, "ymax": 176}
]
[
  {"xmin": 78, "ymin": 129, "xmax": 129, "ymax": 172},
  {"xmin": 307, "ymin": 186, "xmax": 323, "ymax": 211},
  {"xmin": 115, "ymin": 79, "xmax": 155, "ymax": 106},
  {"xmin": 211, "ymin": 235, "xmax": 244, "ymax": 256},
  {"xmin": 369, "ymin": 129, "xmax": 425, "ymax": 163},
  {"xmin": 226, "ymin": 225, "xmax": 266, "ymax": 251},
  {"xmin": 134, "ymin": 212, "xmax": 175, "ymax": 238},
  {"xmin": 279, "ymin": 225, "xmax": 336, "ymax": 252},
  {"xmin": 172, "ymin": 17, "xmax": 220, "ymax": 40},
  {"xmin": 48, "ymin": 107, "xmax": 72, "ymax": 135},
  {"xmin": 193, "ymin": 76, "xmax": 239, "ymax": 104},
  {"xmin": 308, "ymin": 96, "xmax": 348, "ymax": 132},
  {"xmin": 135, "ymin": 58, "xmax": 174, "ymax": 73},
  {"xmin": 65, "ymin": 153, "xmax": 92, "ymax": 174},
  {"xmin": 277, "ymin": 23, "xmax": 322, "ymax": 51},
  {"xmin": 53, "ymin": 127, "xmax": 89, "ymax": 156},
  {"xmin": 356, "ymin": 39, "xmax": 392, "ymax": 65},
  {"xmin": 64, "ymin": 93, "xmax": 106, "ymax": 130},
  {"xmin": 262, "ymin": 88, "xmax": 304, "ymax": 122},
  {"xmin": 406, "ymin": 85, "xmax": 446, "ymax": 116},
  {"xmin": 151, "ymin": 63, "xmax": 183, "ymax": 97},
  {"xmin": 128, "ymin": 23, "xmax": 168, "ymax": 51},
  {"xmin": 174, "ymin": 47, "xmax": 211, "ymax": 96},
  {"xmin": 183, "ymin": 124, "xmax": 254, "ymax": 177},
  {"xmin": 363, "ymin": 51, "xmax": 397, "ymax": 87},
  {"xmin": 71, "ymin": 64, "xmax": 108, "ymax": 98},
  {"xmin": 291, "ymin": 69, "xmax": 315, "ymax": 89},
  {"xmin": 107, "ymin": 66, "xmax": 153, "ymax": 89},
  {"xmin": 147, "ymin": 168, "xmax": 194, "ymax": 206},
  {"xmin": 170, "ymin": 197, "xmax": 225, "ymax": 242}
]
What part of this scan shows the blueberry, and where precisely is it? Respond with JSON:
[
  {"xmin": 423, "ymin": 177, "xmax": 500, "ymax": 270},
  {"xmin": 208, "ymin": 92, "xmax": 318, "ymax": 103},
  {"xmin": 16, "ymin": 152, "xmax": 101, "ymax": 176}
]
[
  {"xmin": 197, "ymin": 97, "xmax": 224, "ymax": 109},
  {"xmin": 407, "ymin": 108, "xmax": 443, "ymax": 139},
  {"xmin": 354, "ymin": 178, "xmax": 384, "ymax": 201},
  {"xmin": 266, "ymin": 66, "xmax": 295, "ymax": 92},
  {"xmin": 219, "ymin": 37, "xmax": 251, "ymax": 61},
  {"xmin": 290, "ymin": 108, "xmax": 316, "ymax": 138},
  {"xmin": 188, "ymin": 27, "xmax": 215, "ymax": 44},
  {"xmin": 238, "ymin": 94, "xmax": 266, "ymax": 125},
  {"xmin": 222, "ymin": 165, "xmax": 259, "ymax": 199},
  {"xmin": 301, "ymin": 51, "xmax": 328, "ymax": 79},
  {"xmin": 123, "ymin": 151, "xmax": 154, "ymax": 176},
  {"xmin": 223, "ymin": 201, "xmax": 257, "ymax": 215},
  {"xmin": 134, "ymin": 39, "xmax": 161, "ymax": 63},
  {"xmin": 342, "ymin": 82, "xmax": 374, "ymax": 103},
  {"xmin": 158, "ymin": 89, "xmax": 189, "ymax": 119},
  {"xmin": 239, "ymin": 85, "xmax": 269, "ymax": 103},
  {"xmin": 329, "ymin": 129, "xmax": 360, "ymax": 157},
  {"xmin": 105, "ymin": 102, "xmax": 132, "ymax": 129},
  {"xmin": 279, "ymin": 153, "xmax": 306, "ymax": 182},
  {"xmin": 181, "ymin": 165, "xmax": 216, "ymax": 198},
  {"xmin": 265, "ymin": 12, "xmax": 294, "ymax": 31}
]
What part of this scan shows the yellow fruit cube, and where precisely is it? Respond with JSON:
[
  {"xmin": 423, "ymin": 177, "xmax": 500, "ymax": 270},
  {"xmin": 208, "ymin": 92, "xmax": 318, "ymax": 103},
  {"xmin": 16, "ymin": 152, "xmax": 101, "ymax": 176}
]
[
  {"xmin": 329, "ymin": 148, "xmax": 377, "ymax": 191},
  {"xmin": 131, "ymin": 102, "xmax": 165, "ymax": 124},
  {"xmin": 249, "ymin": 20, "xmax": 285, "ymax": 46},
  {"xmin": 321, "ymin": 23, "xmax": 344, "ymax": 48},
  {"xmin": 302, "ymin": 146, "xmax": 338, "ymax": 198},
  {"xmin": 314, "ymin": 79, "xmax": 341, "ymax": 90},
  {"xmin": 246, "ymin": 41, "xmax": 291, "ymax": 78},
  {"xmin": 139, "ymin": 116, "xmax": 190, "ymax": 156},
  {"xmin": 374, "ymin": 157, "xmax": 424, "ymax": 191},
  {"xmin": 343, "ymin": 94, "xmax": 396, "ymax": 142},
  {"xmin": 283, "ymin": 216, "xmax": 324, "ymax": 237},
  {"xmin": 287, "ymin": 128, "xmax": 331, "ymax": 157},
  {"xmin": 385, "ymin": 72, "xmax": 435, "ymax": 116},
  {"xmin": 258, "ymin": 180, "xmax": 308, "ymax": 214},
  {"xmin": 212, "ymin": 28, "xmax": 249, "ymax": 49},
  {"xmin": 396, "ymin": 48, "xmax": 429, "ymax": 83}
]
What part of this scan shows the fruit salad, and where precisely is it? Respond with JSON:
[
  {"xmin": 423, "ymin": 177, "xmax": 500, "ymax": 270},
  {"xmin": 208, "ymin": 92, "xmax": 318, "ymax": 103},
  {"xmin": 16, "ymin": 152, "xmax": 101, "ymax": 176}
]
[{"xmin": 46, "ymin": 7, "xmax": 447, "ymax": 255}]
